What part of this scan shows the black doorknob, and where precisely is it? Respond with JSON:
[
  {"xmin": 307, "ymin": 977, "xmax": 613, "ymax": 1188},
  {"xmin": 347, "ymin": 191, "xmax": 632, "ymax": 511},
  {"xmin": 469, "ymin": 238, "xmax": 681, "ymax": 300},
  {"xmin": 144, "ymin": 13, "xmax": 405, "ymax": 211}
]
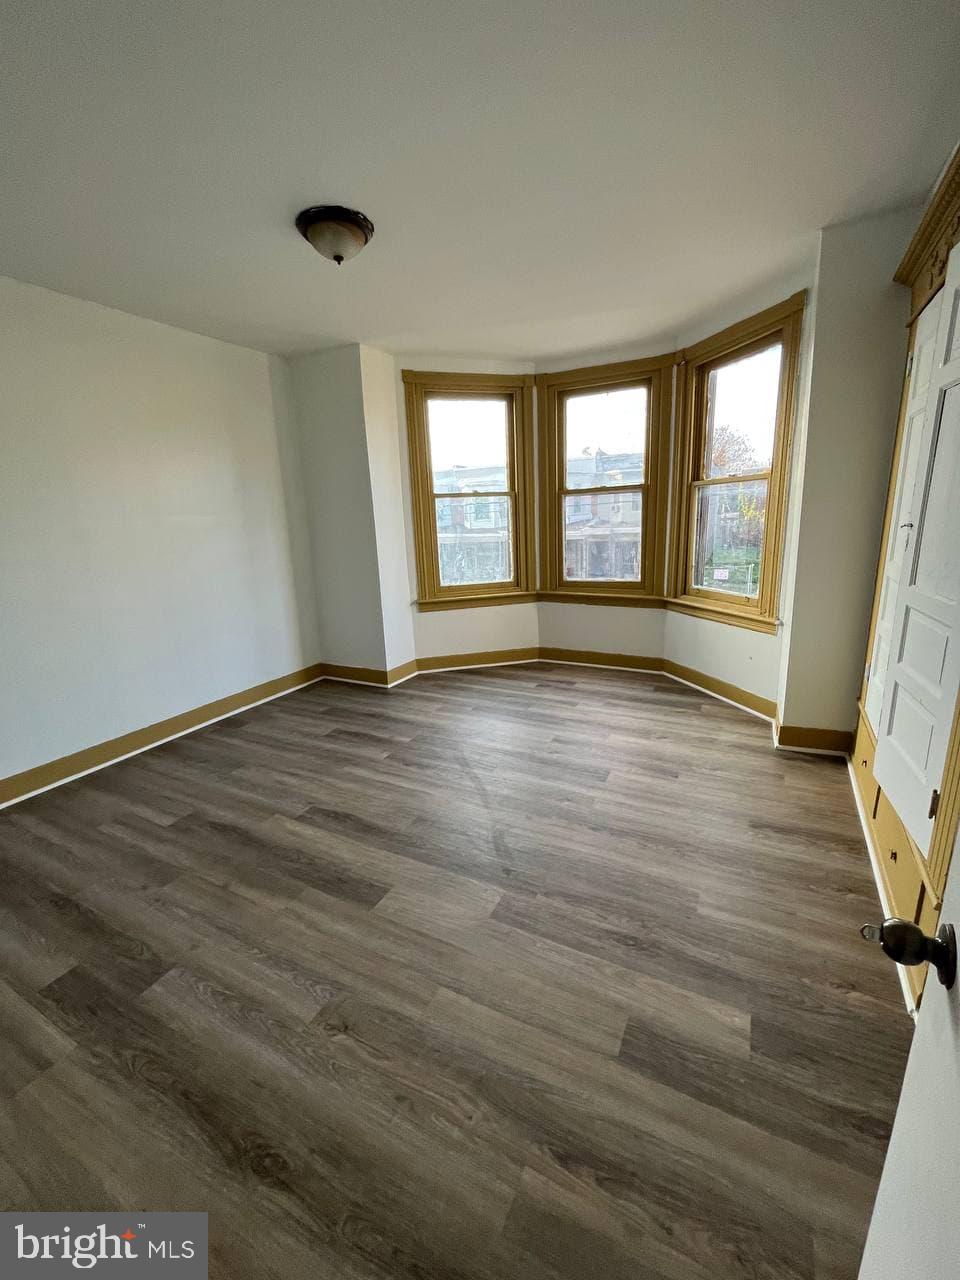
[{"xmin": 860, "ymin": 918, "xmax": 957, "ymax": 989}]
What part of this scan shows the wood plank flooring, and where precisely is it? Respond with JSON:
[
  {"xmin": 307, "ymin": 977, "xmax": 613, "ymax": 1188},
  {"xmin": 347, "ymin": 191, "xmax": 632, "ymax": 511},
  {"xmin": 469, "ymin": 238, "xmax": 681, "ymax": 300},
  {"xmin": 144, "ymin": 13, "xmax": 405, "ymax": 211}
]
[{"xmin": 0, "ymin": 663, "xmax": 912, "ymax": 1279}]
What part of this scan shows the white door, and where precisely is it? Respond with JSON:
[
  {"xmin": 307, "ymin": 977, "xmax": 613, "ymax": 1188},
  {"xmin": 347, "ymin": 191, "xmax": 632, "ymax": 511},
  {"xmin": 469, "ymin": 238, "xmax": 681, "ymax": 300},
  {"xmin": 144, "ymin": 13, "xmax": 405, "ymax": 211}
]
[
  {"xmin": 864, "ymin": 300, "xmax": 941, "ymax": 731},
  {"xmin": 874, "ymin": 243, "xmax": 960, "ymax": 854},
  {"xmin": 858, "ymin": 846, "xmax": 960, "ymax": 1278}
]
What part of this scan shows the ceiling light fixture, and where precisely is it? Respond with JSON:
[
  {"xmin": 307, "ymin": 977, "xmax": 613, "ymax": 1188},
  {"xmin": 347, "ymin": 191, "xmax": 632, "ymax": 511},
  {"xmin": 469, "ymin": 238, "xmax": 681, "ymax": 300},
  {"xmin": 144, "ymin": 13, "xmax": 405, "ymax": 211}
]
[{"xmin": 295, "ymin": 205, "xmax": 374, "ymax": 265}]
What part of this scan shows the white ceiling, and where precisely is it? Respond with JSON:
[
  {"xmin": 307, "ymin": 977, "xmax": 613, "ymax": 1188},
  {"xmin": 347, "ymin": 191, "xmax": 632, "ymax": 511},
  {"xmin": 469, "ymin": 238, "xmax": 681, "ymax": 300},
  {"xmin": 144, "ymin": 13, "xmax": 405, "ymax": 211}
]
[{"xmin": 2, "ymin": 0, "xmax": 958, "ymax": 359}]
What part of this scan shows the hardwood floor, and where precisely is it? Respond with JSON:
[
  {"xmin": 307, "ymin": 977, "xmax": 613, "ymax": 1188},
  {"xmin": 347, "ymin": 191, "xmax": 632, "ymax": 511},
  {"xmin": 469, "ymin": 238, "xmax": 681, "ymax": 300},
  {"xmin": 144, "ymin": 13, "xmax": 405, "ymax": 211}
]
[{"xmin": 0, "ymin": 663, "xmax": 911, "ymax": 1279}]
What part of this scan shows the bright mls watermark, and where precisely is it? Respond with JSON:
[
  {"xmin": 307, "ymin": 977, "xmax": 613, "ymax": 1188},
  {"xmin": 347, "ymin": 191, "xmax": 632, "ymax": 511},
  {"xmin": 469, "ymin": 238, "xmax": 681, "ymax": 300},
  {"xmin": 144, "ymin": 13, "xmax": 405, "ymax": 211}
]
[{"xmin": 0, "ymin": 1214, "xmax": 207, "ymax": 1275}]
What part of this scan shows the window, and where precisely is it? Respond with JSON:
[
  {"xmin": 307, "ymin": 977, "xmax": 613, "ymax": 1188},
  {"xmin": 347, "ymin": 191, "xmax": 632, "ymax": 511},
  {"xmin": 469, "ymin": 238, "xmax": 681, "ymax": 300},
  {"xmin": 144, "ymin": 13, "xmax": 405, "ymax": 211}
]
[
  {"xmin": 404, "ymin": 299, "xmax": 802, "ymax": 619},
  {"xmin": 403, "ymin": 371, "xmax": 535, "ymax": 608},
  {"xmin": 669, "ymin": 293, "xmax": 804, "ymax": 631},
  {"xmin": 537, "ymin": 356, "xmax": 672, "ymax": 604}
]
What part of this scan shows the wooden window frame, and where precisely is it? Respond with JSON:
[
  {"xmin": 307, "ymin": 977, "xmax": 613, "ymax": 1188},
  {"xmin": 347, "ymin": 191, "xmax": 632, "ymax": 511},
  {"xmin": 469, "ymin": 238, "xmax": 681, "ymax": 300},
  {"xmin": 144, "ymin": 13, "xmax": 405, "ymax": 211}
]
[
  {"xmin": 536, "ymin": 354, "xmax": 673, "ymax": 606},
  {"xmin": 403, "ymin": 370, "xmax": 536, "ymax": 611},
  {"xmin": 668, "ymin": 292, "xmax": 805, "ymax": 633}
]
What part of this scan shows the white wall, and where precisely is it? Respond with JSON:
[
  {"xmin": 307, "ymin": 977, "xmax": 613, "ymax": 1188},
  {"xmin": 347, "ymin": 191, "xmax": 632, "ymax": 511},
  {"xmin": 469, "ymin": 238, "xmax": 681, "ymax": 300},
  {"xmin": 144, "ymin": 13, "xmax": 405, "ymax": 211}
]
[
  {"xmin": 288, "ymin": 345, "xmax": 387, "ymax": 670},
  {"xmin": 776, "ymin": 260, "xmax": 821, "ymax": 717},
  {"xmin": 858, "ymin": 836, "xmax": 960, "ymax": 1278},
  {"xmin": 0, "ymin": 275, "xmax": 319, "ymax": 780},
  {"xmin": 538, "ymin": 603, "xmax": 664, "ymax": 660},
  {"xmin": 415, "ymin": 602, "xmax": 541, "ymax": 661},
  {"xmin": 778, "ymin": 207, "xmax": 917, "ymax": 732},
  {"xmin": 665, "ymin": 611, "xmax": 780, "ymax": 702},
  {"xmin": 359, "ymin": 346, "xmax": 417, "ymax": 670}
]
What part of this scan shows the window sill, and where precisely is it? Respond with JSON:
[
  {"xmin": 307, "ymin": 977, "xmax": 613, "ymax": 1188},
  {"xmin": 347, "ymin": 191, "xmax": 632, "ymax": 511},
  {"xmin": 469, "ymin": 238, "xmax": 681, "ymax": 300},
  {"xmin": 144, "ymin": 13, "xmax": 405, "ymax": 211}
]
[
  {"xmin": 416, "ymin": 591, "xmax": 538, "ymax": 612},
  {"xmin": 666, "ymin": 596, "xmax": 779, "ymax": 634},
  {"xmin": 415, "ymin": 592, "xmax": 779, "ymax": 627},
  {"xmin": 537, "ymin": 590, "xmax": 664, "ymax": 608}
]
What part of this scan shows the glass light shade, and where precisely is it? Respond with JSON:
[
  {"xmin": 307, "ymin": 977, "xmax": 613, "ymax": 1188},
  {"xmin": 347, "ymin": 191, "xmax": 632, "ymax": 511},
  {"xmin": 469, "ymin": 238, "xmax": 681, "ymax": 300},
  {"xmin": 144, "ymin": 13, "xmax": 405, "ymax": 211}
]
[
  {"xmin": 304, "ymin": 219, "xmax": 368, "ymax": 263},
  {"xmin": 296, "ymin": 206, "xmax": 374, "ymax": 265}
]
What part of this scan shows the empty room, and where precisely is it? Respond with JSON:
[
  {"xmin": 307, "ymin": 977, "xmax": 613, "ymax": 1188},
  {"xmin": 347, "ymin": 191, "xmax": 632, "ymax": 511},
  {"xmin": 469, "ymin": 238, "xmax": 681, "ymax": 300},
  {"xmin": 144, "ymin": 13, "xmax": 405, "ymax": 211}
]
[{"xmin": 2, "ymin": 2, "xmax": 960, "ymax": 1276}]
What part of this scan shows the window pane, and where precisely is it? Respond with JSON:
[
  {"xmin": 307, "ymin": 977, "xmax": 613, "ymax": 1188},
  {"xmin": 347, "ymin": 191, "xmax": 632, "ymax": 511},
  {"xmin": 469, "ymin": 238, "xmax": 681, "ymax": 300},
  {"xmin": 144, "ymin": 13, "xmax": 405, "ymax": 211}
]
[
  {"xmin": 436, "ymin": 495, "xmax": 513, "ymax": 586},
  {"xmin": 427, "ymin": 397, "xmax": 508, "ymax": 493},
  {"xmin": 564, "ymin": 386, "xmax": 647, "ymax": 490},
  {"xmin": 704, "ymin": 344, "xmax": 782, "ymax": 478},
  {"xmin": 693, "ymin": 479, "xmax": 767, "ymax": 597},
  {"xmin": 563, "ymin": 490, "xmax": 642, "ymax": 582}
]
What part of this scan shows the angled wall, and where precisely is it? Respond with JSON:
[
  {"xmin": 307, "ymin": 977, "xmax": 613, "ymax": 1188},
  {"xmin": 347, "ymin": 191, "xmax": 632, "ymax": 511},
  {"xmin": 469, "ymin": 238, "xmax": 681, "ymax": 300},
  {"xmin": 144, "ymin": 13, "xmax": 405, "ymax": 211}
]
[
  {"xmin": 288, "ymin": 343, "xmax": 418, "ymax": 675},
  {"xmin": 358, "ymin": 346, "xmax": 416, "ymax": 671},
  {"xmin": 777, "ymin": 207, "xmax": 917, "ymax": 736},
  {"xmin": 288, "ymin": 345, "xmax": 388, "ymax": 671}
]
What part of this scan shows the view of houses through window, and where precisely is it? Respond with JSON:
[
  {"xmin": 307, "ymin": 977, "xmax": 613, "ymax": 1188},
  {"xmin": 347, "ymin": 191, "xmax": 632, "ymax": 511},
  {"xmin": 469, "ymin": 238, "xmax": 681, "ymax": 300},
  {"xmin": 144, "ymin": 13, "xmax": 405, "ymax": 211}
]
[
  {"xmin": 427, "ymin": 396, "xmax": 514, "ymax": 587},
  {"xmin": 562, "ymin": 385, "xmax": 647, "ymax": 582},
  {"xmin": 415, "ymin": 327, "xmax": 790, "ymax": 602}
]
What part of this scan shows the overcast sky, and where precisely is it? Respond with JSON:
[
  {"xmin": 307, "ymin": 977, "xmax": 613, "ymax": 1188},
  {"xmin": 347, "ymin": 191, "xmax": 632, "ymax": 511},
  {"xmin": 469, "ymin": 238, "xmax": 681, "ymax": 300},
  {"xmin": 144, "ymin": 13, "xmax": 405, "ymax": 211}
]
[
  {"xmin": 708, "ymin": 342, "xmax": 782, "ymax": 468},
  {"xmin": 425, "ymin": 342, "xmax": 781, "ymax": 476}
]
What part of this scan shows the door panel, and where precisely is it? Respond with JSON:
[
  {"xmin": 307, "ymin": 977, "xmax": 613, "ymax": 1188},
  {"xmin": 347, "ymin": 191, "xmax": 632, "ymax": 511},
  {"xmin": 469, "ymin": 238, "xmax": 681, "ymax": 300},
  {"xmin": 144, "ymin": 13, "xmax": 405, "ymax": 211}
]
[
  {"xmin": 886, "ymin": 683, "xmax": 935, "ymax": 780},
  {"xmin": 899, "ymin": 606, "xmax": 948, "ymax": 693},
  {"xmin": 946, "ymin": 286, "xmax": 960, "ymax": 362},
  {"xmin": 912, "ymin": 384, "xmax": 960, "ymax": 603},
  {"xmin": 865, "ymin": 301, "xmax": 941, "ymax": 731},
  {"xmin": 875, "ymin": 245, "xmax": 960, "ymax": 852},
  {"xmin": 857, "ymin": 857, "xmax": 959, "ymax": 1279}
]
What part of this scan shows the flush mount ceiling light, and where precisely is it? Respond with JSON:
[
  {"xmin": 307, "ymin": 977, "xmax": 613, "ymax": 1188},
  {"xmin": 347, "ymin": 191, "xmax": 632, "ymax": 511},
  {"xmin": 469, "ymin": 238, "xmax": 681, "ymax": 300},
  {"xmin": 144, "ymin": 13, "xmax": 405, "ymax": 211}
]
[{"xmin": 295, "ymin": 205, "xmax": 374, "ymax": 265}]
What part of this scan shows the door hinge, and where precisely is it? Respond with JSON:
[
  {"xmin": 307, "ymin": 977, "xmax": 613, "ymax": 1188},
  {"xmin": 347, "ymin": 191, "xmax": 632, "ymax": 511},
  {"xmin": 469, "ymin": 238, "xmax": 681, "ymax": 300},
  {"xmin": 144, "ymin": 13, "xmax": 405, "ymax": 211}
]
[
  {"xmin": 929, "ymin": 788, "xmax": 940, "ymax": 820},
  {"xmin": 906, "ymin": 351, "xmax": 914, "ymax": 377}
]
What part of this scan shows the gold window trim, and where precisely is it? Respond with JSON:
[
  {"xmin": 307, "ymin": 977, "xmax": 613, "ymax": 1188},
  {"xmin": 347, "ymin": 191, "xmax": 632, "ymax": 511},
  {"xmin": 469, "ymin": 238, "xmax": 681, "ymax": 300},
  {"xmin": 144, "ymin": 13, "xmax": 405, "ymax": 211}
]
[
  {"xmin": 403, "ymin": 370, "xmax": 536, "ymax": 609},
  {"xmin": 536, "ymin": 354, "xmax": 674, "ymax": 604},
  {"xmin": 667, "ymin": 291, "xmax": 806, "ymax": 632}
]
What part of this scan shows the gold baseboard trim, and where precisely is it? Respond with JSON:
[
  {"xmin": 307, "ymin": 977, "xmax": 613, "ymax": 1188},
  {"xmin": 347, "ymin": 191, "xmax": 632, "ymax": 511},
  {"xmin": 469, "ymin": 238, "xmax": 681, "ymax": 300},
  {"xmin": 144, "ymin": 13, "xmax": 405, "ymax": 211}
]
[
  {"xmin": 0, "ymin": 663, "xmax": 326, "ymax": 807},
  {"xmin": 415, "ymin": 647, "xmax": 541, "ymax": 673},
  {"xmin": 0, "ymin": 648, "xmax": 780, "ymax": 808},
  {"xmin": 318, "ymin": 662, "xmax": 390, "ymax": 685},
  {"xmin": 661, "ymin": 660, "xmax": 776, "ymax": 719},
  {"xmin": 385, "ymin": 659, "xmax": 419, "ymax": 684},
  {"xmin": 417, "ymin": 648, "xmax": 772, "ymax": 720},
  {"xmin": 304, "ymin": 660, "xmax": 423, "ymax": 687},
  {"xmin": 538, "ymin": 648, "xmax": 663, "ymax": 672},
  {"xmin": 777, "ymin": 724, "xmax": 854, "ymax": 754}
]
